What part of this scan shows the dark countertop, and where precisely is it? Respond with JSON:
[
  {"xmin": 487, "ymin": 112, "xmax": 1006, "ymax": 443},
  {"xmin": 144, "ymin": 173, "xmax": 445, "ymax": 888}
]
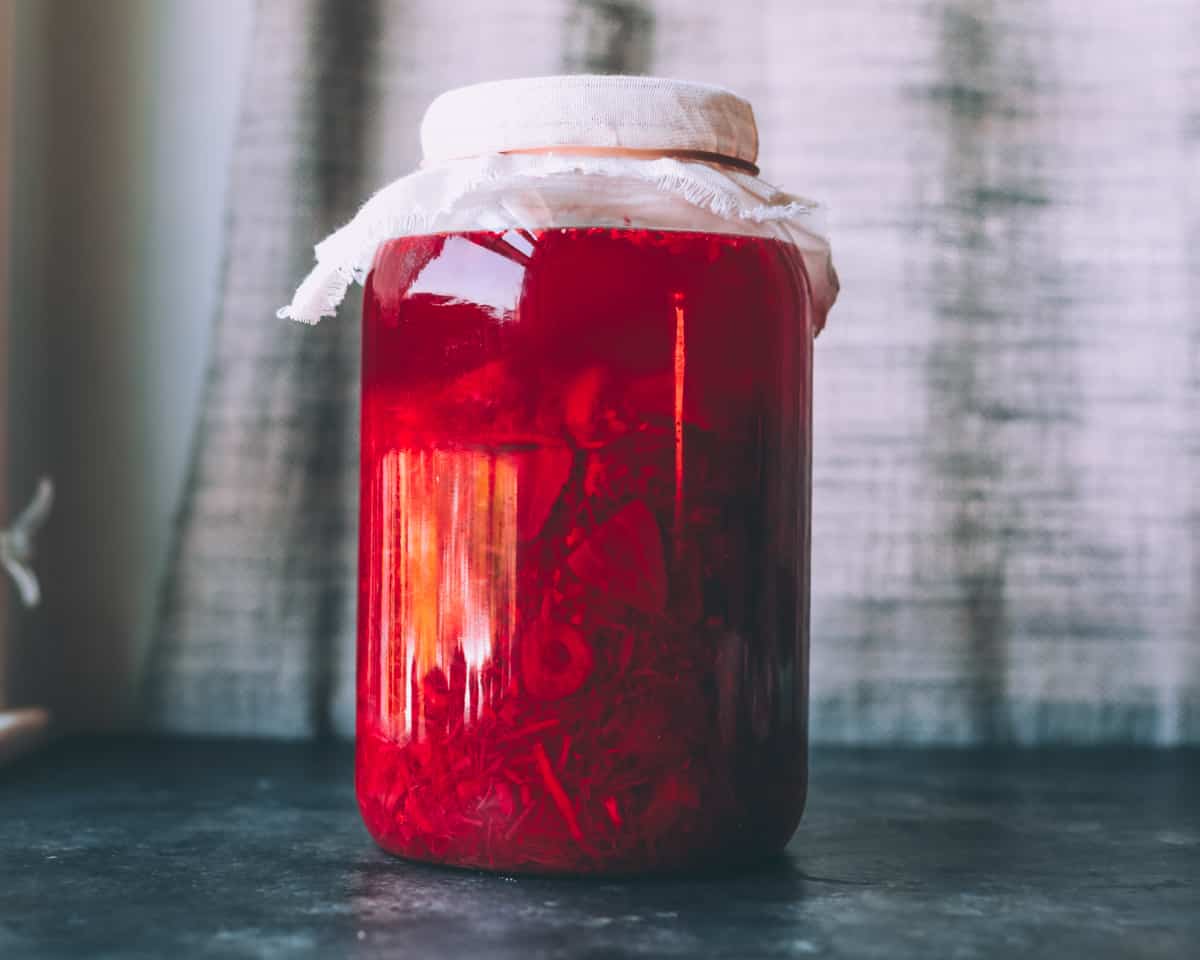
[{"xmin": 1, "ymin": 740, "xmax": 1197, "ymax": 959}]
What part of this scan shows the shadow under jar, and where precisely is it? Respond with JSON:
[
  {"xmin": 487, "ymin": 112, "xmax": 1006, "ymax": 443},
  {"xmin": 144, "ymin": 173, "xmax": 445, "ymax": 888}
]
[{"xmin": 344, "ymin": 77, "xmax": 834, "ymax": 875}]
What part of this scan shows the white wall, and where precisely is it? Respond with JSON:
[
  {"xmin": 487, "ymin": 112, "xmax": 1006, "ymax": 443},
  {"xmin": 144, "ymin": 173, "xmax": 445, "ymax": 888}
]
[{"xmin": 6, "ymin": 0, "xmax": 254, "ymax": 727}]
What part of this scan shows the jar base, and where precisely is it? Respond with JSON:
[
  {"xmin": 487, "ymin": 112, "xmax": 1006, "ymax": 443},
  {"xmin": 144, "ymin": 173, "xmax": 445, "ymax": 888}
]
[
  {"xmin": 359, "ymin": 787, "xmax": 807, "ymax": 878},
  {"xmin": 364, "ymin": 829, "xmax": 801, "ymax": 879}
]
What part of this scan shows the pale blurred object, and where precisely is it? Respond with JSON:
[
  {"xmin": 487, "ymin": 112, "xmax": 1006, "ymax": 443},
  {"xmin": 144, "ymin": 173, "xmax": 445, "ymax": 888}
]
[
  {"xmin": 0, "ymin": 706, "xmax": 50, "ymax": 767},
  {"xmin": 0, "ymin": 477, "xmax": 53, "ymax": 608},
  {"xmin": 0, "ymin": 480, "xmax": 53, "ymax": 768}
]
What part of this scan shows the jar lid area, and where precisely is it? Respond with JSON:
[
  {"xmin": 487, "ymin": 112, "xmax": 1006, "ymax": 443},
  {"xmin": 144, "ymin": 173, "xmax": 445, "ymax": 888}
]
[{"xmin": 420, "ymin": 75, "xmax": 759, "ymax": 168}]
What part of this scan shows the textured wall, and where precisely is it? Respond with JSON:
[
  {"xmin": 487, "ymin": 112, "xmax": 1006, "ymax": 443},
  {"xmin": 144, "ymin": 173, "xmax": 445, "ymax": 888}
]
[
  {"xmin": 90, "ymin": 0, "xmax": 1200, "ymax": 742},
  {"xmin": 798, "ymin": 1, "xmax": 1200, "ymax": 743}
]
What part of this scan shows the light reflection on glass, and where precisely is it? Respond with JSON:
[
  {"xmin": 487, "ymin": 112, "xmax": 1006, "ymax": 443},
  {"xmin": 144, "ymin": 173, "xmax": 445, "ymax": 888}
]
[
  {"xmin": 406, "ymin": 235, "xmax": 527, "ymax": 321},
  {"xmin": 378, "ymin": 449, "xmax": 517, "ymax": 740}
]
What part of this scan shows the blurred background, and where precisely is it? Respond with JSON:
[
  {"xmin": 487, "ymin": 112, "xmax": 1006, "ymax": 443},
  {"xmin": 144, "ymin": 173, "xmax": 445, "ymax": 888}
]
[{"xmin": 1, "ymin": 0, "xmax": 1197, "ymax": 744}]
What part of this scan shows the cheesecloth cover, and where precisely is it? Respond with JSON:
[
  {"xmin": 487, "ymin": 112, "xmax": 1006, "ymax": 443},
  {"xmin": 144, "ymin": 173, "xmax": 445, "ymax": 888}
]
[{"xmin": 279, "ymin": 75, "xmax": 838, "ymax": 326}]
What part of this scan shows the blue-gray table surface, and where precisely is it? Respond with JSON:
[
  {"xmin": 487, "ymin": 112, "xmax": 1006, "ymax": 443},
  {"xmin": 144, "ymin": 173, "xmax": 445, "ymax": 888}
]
[{"xmin": 1, "ymin": 739, "xmax": 1197, "ymax": 959}]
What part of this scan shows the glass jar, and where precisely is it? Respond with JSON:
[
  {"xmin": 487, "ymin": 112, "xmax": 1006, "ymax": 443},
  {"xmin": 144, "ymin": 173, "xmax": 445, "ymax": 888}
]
[{"xmin": 328, "ymin": 77, "xmax": 836, "ymax": 874}]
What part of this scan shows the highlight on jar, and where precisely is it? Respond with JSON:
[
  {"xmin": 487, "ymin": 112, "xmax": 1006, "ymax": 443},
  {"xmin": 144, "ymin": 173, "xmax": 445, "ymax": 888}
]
[{"xmin": 281, "ymin": 75, "xmax": 837, "ymax": 875}]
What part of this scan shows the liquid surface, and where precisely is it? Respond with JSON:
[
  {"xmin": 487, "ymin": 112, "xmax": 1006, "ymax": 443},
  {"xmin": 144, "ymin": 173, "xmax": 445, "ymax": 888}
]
[{"xmin": 357, "ymin": 228, "xmax": 813, "ymax": 873}]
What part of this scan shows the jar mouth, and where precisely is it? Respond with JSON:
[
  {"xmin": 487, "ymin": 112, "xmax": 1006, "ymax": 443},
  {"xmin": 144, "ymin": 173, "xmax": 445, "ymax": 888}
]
[{"xmin": 429, "ymin": 146, "xmax": 760, "ymax": 177}]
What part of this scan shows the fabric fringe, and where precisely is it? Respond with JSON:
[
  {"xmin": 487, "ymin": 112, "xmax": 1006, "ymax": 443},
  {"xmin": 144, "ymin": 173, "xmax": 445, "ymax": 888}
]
[{"xmin": 278, "ymin": 155, "xmax": 835, "ymax": 325}]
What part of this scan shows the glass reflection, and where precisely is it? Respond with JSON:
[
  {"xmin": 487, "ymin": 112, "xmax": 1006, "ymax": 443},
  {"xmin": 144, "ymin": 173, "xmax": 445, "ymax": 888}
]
[{"xmin": 377, "ymin": 449, "xmax": 517, "ymax": 740}]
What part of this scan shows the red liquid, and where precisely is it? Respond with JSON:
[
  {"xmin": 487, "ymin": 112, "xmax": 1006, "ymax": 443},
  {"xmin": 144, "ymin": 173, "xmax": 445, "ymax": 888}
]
[{"xmin": 357, "ymin": 227, "xmax": 813, "ymax": 874}]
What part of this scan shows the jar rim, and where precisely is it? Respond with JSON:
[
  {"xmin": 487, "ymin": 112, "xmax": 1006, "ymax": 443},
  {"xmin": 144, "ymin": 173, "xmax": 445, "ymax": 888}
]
[{"xmin": 426, "ymin": 145, "xmax": 760, "ymax": 177}]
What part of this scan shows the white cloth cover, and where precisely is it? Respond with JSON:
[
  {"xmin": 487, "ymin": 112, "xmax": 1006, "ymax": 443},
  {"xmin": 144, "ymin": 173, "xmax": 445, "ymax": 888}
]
[
  {"xmin": 420, "ymin": 75, "xmax": 758, "ymax": 165},
  {"xmin": 279, "ymin": 76, "xmax": 836, "ymax": 326}
]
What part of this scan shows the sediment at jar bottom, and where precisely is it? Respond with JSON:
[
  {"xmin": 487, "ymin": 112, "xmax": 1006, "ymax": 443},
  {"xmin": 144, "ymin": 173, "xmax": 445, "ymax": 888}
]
[{"xmin": 356, "ymin": 728, "xmax": 807, "ymax": 875}]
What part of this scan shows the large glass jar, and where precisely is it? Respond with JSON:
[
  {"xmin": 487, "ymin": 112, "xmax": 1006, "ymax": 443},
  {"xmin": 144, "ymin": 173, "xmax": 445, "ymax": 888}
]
[{"xmin": 301, "ymin": 77, "xmax": 837, "ymax": 874}]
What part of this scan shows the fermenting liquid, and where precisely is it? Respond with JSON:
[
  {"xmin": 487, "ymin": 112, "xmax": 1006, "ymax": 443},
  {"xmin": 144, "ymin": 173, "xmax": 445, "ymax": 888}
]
[{"xmin": 357, "ymin": 227, "xmax": 813, "ymax": 873}]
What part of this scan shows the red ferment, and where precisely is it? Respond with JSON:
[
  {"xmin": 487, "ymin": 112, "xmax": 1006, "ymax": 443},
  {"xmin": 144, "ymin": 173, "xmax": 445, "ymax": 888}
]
[{"xmin": 357, "ymin": 227, "xmax": 813, "ymax": 874}]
